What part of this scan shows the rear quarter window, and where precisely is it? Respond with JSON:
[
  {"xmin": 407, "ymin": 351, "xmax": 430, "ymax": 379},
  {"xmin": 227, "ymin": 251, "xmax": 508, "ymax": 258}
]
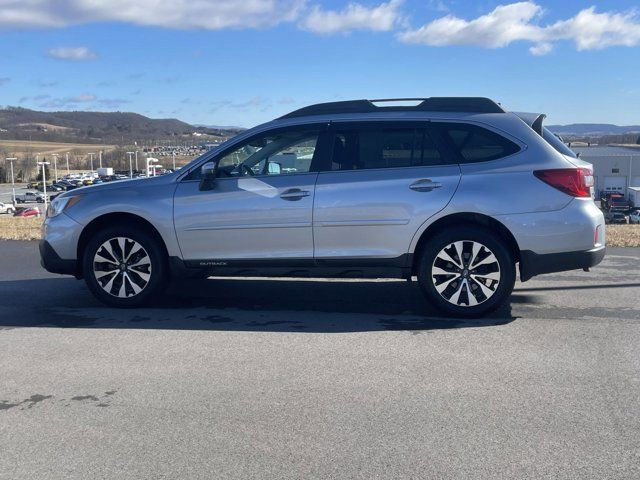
[{"xmin": 434, "ymin": 122, "xmax": 520, "ymax": 163}]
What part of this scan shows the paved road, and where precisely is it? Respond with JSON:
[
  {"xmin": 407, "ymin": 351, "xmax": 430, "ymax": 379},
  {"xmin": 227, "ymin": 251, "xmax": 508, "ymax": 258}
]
[{"xmin": 1, "ymin": 241, "xmax": 639, "ymax": 479}]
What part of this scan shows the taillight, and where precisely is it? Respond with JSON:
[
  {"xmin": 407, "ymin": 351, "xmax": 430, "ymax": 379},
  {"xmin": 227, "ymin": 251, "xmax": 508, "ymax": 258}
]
[{"xmin": 533, "ymin": 168, "xmax": 593, "ymax": 197}]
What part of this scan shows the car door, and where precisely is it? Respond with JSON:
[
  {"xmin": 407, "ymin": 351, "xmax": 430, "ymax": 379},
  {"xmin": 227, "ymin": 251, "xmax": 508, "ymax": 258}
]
[
  {"xmin": 174, "ymin": 124, "xmax": 330, "ymax": 262},
  {"xmin": 313, "ymin": 121, "xmax": 461, "ymax": 262}
]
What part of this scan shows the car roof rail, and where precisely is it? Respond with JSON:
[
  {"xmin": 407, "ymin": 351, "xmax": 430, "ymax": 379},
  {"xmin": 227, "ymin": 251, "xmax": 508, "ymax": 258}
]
[{"xmin": 279, "ymin": 97, "xmax": 505, "ymax": 119}]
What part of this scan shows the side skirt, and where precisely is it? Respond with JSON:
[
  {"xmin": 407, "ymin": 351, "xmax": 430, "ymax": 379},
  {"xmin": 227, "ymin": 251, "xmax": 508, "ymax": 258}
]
[{"xmin": 170, "ymin": 255, "xmax": 413, "ymax": 279}]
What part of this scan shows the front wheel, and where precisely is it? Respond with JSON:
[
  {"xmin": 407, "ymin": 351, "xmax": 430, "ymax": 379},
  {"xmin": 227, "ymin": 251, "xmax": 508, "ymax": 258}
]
[
  {"xmin": 82, "ymin": 227, "xmax": 168, "ymax": 307},
  {"xmin": 417, "ymin": 226, "xmax": 516, "ymax": 318}
]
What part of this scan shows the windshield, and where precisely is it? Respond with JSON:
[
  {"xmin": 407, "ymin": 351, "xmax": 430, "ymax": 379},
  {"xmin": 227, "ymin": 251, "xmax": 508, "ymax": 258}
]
[{"xmin": 542, "ymin": 127, "xmax": 577, "ymax": 158}]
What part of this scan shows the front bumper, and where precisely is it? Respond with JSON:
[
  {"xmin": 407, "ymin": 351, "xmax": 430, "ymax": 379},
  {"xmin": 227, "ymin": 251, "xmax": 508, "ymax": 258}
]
[
  {"xmin": 519, "ymin": 246, "xmax": 605, "ymax": 282},
  {"xmin": 39, "ymin": 240, "xmax": 79, "ymax": 277}
]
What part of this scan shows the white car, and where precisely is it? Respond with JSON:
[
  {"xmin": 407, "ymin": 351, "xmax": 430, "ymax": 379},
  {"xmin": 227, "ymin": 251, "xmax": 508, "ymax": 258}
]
[
  {"xmin": 0, "ymin": 201, "xmax": 16, "ymax": 214},
  {"xmin": 629, "ymin": 210, "xmax": 640, "ymax": 224}
]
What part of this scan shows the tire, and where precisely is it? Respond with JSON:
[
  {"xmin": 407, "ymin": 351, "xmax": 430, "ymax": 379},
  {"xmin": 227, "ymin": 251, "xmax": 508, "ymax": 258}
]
[
  {"xmin": 417, "ymin": 226, "xmax": 516, "ymax": 318},
  {"xmin": 82, "ymin": 226, "xmax": 168, "ymax": 308},
  {"xmin": 7, "ymin": 208, "xmax": 14, "ymax": 215}
]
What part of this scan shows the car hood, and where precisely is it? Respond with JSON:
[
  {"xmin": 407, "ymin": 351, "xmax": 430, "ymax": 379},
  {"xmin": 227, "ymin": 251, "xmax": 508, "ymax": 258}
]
[{"xmin": 57, "ymin": 173, "xmax": 177, "ymax": 198}]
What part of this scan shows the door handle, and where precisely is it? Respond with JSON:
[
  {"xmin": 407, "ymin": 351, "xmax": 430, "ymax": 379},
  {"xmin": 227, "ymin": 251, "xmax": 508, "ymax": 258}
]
[
  {"xmin": 409, "ymin": 179, "xmax": 442, "ymax": 192},
  {"xmin": 280, "ymin": 188, "xmax": 310, "ymax": 201}
]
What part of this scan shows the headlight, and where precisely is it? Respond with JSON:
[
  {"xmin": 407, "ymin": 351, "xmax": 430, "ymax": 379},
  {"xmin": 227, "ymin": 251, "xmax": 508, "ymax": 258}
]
[{"xmin": 46, "ymin": 195, "xmax": 83, "ymax": 218}]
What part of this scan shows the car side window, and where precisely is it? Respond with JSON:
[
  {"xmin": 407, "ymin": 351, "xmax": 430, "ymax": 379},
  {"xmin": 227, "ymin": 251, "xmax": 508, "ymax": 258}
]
[
  {"xmin": 185, "ymin": 127, "xmax": 322, "ymax": 180},
  {"xmin": 434, "ymin": 122, "xmax": 520, "ymax": 163},
  {"xmin": 330, "ymin": 126, "xmax": 443, "ymax": 171}
]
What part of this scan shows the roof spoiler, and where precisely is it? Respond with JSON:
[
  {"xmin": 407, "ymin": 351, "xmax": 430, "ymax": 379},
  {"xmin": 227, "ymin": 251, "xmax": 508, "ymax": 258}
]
[
  {"xmin": 513, "ymin": 112, "xmax": 546, "ymax": 136},
  {"xmin": 531, "ymin": 114, "xmax": 546, "ymax": 136}
]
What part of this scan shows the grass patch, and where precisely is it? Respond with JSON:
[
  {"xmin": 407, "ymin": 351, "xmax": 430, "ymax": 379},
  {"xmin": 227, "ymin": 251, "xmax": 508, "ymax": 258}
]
[
  {"xmin": 0, "ymin": 216, "xmax": 43, "ymax": 241},
  {"xmin": 606, "ymin": 224, "xmax": 640, "ymax": 247},
  {"xmin": 1, "ymin": 216, "xmax": 639, "ymax": 247}
]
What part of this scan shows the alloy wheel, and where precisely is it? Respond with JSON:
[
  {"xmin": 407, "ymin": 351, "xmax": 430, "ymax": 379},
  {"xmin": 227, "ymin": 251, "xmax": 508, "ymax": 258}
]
[
  {"xmin": 93, "ymin": 237, "xmax": 152, "ymax": 298},
  {"xmin": 431, "ymin": 240, "xmax": 501, "ymax": 307}
]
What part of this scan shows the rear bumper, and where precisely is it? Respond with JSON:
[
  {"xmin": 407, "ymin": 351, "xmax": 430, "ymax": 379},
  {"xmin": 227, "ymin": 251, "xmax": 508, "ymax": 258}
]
[
  {"xmin": 519, "ymin": 246, "xmax": 605, "ymax": 282},
  {"xmin": 39, "ymin": 240, "xmax": 79, "ymax": 277}
]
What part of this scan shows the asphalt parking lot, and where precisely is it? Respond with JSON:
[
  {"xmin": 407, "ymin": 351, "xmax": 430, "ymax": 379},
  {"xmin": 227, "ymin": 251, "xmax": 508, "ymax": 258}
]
[
  {"xmin": 1, "ymin": 240, "xmax": 639, "ymax": 479},
  {"xmin": 0, "ymin": 183, "xmax": 40, "ymax": 207}
]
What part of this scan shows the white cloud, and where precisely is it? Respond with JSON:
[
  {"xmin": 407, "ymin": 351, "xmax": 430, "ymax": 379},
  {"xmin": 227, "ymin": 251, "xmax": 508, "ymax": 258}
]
[
  {"xmin": 47, "ymin": 46, "xmax": 97, "ymax": 60},
  {"xmin": 398, "ymin": 2, "xmax": 544, "ymax": 47},
  {"xmin": 69, "ymin": 93, "xmax": 96, "ymax": 102},
  {"xmin": 35, "ymin": 93, "xmax": 130, "ymax": 109},
  {"xmin": 547, "ymin": 6, "xmax": 640, "ymax": 51},
  {"xmin": 299, "ymin": 0, "xmax": 404, "ymax": 34},
  {"xmin": 529, "ymin": 42, "xmax": 552, "ymax": 56},
  {"xmin": 398, "ymin": 2, "xmax": 640, "ymax": 55},
  {"xmin": 0, "ymin": 0, "xmax": 306, "ymax": 30}
]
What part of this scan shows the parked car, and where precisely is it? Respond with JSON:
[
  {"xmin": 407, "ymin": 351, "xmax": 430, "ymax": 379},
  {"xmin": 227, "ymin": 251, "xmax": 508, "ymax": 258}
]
[
  {"xmin": 606, "ymin": 194, "xmax": 630, "ymax": 212},
  {"xmin": 607, "ymin": 212, "xmax": 628, "ymax": 224},
  {"xmin": 40, "ymin": 97, "xmax": 605, "ymax": 317},
  {"xmin": 57, "ymin": 180, "xmax": 78, "ymax": 191},
  {"xmin": 0, "ymin": 202, "xmax": 16, "ymax": 215},
  {"xmin": 628, "ymin": 210, "xmax": 640, "ymax": 224},
  {"xmin": 14, "ymin": 206, "xmax": 40, "ymax": 217},
  {"xmin": 38, "ymin": 184, "xmax": 62, "ymax": 192},
  {"xmin": 15, "ymin": 191, "xmax": 46, "ymax": 203}
]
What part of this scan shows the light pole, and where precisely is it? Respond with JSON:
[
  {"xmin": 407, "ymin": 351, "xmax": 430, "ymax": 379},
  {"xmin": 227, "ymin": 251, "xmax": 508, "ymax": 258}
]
[
  {"xmin": 88, "ymin": 153, "xmax": 95, "ymax": 174},
  {"xmin": 37, "ymin": 160, "xmax": 50, "ymax": 212},
  {"xmin": 126, "ymin": 151, "xmax": 134, "ymax": 178},
  {"xmin": 6, "ymin": 157, "xmax": 17, "ymax": 205},
  {"xmin": 172, "ymin": 151, "xmax": 176, "ymax": 171},
  {"xmin": 51, "ymin": 153, "xmax": 59, "ymax": 181},
  {"xmin": 99, "ymin": 150, "xmax": 103, "ymax": 168},
  {"xmin": 146, "ymin": 157, "xmax": 159, "ymax": 177},
  {"xmin": 135, "ymin": 150, "xmax": 138, "ymax": 172},
  {"xmin": 66, "ymin": 152, "xmax": 70, "ymax": 176}
]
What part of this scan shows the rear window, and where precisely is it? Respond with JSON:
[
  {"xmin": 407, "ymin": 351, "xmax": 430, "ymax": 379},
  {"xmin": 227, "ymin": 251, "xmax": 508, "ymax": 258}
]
[
  {"xmin": 434, "ymin": 122, "xmax": 520, "ymax": 163},
  {"xmin": 542, "ymin": 127, "xmax": 577, "ymax": 158}
]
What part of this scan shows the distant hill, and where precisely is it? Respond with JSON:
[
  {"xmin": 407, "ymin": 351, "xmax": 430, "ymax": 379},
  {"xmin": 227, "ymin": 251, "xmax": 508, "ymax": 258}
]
[
  {"xmin": 547, "ymin": 124, "xmax": 640, "ymax": 136},
  {"xmin": 0, "ymin": 107, "xmax": 243, "ymax": 144}
]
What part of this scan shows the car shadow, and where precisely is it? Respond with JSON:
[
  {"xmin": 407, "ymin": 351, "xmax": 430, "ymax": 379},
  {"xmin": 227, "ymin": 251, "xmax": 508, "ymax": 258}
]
[{"xmin": 0, "ymin": 277, "xmax": 517, "ymax": 333}]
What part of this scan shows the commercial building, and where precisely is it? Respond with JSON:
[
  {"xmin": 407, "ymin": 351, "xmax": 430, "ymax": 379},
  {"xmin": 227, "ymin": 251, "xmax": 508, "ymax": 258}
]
[{"xmin": 572, "ymin": 145, "xmax": 640, "ymax": 195}]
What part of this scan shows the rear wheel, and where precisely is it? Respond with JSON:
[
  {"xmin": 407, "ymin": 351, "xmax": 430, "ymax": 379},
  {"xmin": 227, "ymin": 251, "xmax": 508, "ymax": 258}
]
[
  {"xmin": 417, "ymin": 226, "xmax": 516, "ymax": 317},
  {"xmin": 82, "ymin": 227, "xmax": 167, "ymax": 307}
]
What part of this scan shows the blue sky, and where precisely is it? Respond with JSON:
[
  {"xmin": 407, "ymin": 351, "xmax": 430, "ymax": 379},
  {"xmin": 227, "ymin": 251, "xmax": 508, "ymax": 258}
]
[{"xmin": 1, "ymin": 0, "xmax": 640, "ymax": 127}]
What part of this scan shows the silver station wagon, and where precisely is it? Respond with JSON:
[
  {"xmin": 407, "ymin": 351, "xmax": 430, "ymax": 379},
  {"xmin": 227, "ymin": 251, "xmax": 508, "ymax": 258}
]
[{"xmin": 41, "ymin": 97, "xmax": 605, "ymax": 316}]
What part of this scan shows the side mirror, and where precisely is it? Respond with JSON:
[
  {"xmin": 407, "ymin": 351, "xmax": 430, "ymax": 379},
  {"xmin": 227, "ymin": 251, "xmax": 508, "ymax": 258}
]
[
  {"xmin": 199, "ymin": 162, "xmax": 217, "ymax": 191},
  {"xmin": 267, "ymin": 161, "xmax": 282, "ymax": 175}
]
